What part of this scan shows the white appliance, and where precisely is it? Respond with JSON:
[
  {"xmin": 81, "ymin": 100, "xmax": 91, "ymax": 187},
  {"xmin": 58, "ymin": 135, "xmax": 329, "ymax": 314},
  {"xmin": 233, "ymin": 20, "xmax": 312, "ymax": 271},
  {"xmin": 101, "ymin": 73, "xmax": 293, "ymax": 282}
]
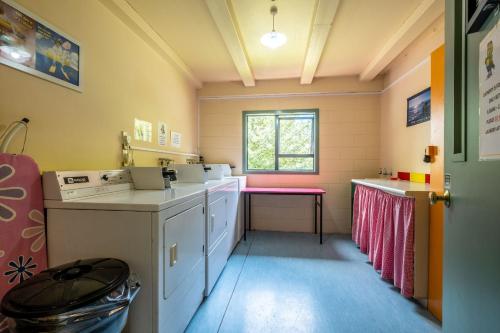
[
  {"xmin": 172, "ymin": 164, "xmax": 242, "ymax": 296},
  {"xmin": 205, "ymin": 164, "xmax": 224, "ymax": 180},
  {"xmin": 129, "ymin": 166, "xmax": 167, "ymax": 190},
  {"xmin": 174, "ymin": 164, "xmax": 207, "ymax": 183},
  {"xmin": 225, "ymin": 175, "xmax": 247, "ymax": 250},
  {"xmin": 206, "ymin": 164, "xmax": 248, "ymax": 251},
  {"xmin": 204, "ymin": 179, "xmax": 237, "ymax": 295},
  {"xmin": 205, "ymin": 164, "xmax": 232, "ymax": 177},
  {"xmin": 43, "ymin": 170, "xmax": 207, "ymax": 333}
]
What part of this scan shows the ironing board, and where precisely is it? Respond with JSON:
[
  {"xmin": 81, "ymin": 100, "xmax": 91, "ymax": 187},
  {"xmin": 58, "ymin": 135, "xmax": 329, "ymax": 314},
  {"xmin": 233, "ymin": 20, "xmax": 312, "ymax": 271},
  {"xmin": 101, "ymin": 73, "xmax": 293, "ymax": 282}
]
[{"xmin": 0, "ymin": 154, "xmax": 47, "ymax": 312}]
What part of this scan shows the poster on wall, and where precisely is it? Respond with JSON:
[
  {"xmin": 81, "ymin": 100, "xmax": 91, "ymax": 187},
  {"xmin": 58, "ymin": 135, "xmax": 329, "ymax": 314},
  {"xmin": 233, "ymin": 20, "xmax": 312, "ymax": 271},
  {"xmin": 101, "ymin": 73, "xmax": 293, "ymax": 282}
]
[
  {"xmin": 406, "ymin": 88, "xmax": 431, "ymax": 127},
  {"xmin": 158, "ymin": 122, "xmax": 168, "ymax": 146},
  {"xmin": 134, "ymin": 118, "xmax": 152, "ymax": 143},
  {"xmin": 0, "ymin": 0, "xmax": 81, "ymax": 91},
  {"xmin": 171, "ymin": 131, "xmax": 181, "ymax": 148},
  {"xmin": 479, "ymin": 20, "xmax": 500, "ymax": 161}
]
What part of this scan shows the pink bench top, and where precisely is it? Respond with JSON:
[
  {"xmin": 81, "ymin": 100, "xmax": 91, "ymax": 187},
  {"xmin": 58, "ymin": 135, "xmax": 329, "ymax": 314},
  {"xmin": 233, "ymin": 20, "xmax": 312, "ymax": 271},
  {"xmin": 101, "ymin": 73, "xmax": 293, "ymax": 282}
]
[{"xmin": 241, "ymin": 187, "xmax": 326, "ymax": 195}]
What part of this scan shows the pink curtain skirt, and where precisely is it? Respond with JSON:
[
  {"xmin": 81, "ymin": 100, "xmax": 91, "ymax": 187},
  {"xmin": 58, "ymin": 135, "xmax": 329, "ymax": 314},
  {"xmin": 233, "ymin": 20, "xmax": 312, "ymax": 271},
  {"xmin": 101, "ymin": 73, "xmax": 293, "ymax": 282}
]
[{"xmin": 352, "ymin": 184, "xmax": 415, "ymax": 298}]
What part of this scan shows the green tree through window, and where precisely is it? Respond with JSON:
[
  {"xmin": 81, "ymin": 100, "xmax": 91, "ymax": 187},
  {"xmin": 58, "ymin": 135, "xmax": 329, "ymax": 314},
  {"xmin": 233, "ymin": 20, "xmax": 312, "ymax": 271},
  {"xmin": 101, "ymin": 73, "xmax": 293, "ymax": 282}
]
[{"xmin": 243, "ymin": 110, "xmax": 319, "ymax": 173}]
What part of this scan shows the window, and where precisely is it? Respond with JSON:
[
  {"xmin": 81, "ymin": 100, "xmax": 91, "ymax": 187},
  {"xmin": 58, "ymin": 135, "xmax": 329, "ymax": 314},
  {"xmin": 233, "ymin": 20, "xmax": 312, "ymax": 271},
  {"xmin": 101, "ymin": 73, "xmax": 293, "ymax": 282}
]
[{"xmin": 243, "ymin": 109, "xmax": 319, "ymax": 174}]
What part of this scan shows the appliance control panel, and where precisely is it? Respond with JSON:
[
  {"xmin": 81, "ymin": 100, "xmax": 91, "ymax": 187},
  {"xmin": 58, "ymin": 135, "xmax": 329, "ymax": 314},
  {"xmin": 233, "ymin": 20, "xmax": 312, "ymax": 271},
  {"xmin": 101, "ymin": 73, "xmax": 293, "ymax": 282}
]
[
  {"xmin": 98, "ymin": 170, "xmax": 131, "ymax": 185},
  {"xmin": 43, "ymin": 169, "xmax": 132, "ymax": 200}
]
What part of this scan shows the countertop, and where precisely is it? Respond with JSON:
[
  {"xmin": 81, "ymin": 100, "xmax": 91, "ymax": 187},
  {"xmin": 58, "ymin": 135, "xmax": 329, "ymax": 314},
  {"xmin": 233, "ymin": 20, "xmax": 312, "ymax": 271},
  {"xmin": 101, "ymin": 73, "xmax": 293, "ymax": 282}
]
[{"xmin": 351, "ymin": 178, "xmax": 431, "ymax": 197}]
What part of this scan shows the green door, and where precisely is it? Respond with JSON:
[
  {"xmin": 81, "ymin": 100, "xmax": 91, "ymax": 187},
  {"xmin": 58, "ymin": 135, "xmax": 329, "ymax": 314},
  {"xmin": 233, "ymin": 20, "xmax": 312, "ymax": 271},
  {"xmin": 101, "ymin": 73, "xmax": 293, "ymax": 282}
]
[{"xmin": 444, "ymin": 1, "xmax": 500, "ymax": 332}]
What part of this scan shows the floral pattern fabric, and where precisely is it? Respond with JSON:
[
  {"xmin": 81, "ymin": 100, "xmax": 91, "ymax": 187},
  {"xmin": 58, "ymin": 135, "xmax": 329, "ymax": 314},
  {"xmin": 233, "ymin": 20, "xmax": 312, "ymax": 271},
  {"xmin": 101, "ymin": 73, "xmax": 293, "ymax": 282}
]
[{"xmin": 0, "ymin": 154, "xmax": 47, "ymax": 303}]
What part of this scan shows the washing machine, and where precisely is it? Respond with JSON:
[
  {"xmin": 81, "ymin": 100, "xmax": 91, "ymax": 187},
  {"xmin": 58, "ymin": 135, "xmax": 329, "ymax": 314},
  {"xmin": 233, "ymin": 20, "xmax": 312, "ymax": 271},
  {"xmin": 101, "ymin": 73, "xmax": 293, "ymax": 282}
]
[
  {"xmin": 224, "ymin": 175, "xmax": 247, "ymax": 251},
  {"xmin": 170, "ymin": 176, "xmax": 238, "ymax": 296},
  {"xmin": 203, "ymin": 164, "xmax": 247, "ymax": 254},
  {"xmin": 43, "ymin": 169, "xmax": 207, "ymax": 333}
]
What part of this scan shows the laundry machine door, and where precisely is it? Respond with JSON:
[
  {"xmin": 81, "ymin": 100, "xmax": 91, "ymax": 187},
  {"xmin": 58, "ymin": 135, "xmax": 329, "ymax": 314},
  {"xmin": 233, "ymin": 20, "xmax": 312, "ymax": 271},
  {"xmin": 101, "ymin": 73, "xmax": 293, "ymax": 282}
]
[
  {"xmin": 163, "ymin": 203, "xmax": 205, "ymax": 300},
  {"xmin": 224, "ymin": 181, "xmax": 239, "ymax": 257},
  {"xmin": 207, "ymin": 196, "xmax": 227, "ymax": 252}
]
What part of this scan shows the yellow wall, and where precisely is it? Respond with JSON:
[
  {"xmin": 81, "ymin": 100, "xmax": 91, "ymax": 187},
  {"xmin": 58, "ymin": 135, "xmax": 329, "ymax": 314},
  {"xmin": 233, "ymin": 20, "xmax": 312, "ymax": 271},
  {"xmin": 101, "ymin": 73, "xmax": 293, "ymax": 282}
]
[
  {"xmin": 199, "ymin": 77, "xmax": 383, "ymax": 233},
  {"xmin": 380, "ymin": 15, "xmax": 444, "ymax": 174},
  {"xmin": 0, "ymin": 0, "xmax": 198, "ymax": 171}
]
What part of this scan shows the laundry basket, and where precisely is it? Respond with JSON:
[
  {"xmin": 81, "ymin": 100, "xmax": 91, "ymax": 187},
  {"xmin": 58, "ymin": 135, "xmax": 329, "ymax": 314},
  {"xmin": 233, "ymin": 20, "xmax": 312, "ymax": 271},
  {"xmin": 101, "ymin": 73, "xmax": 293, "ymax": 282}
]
[{"xmin": 0, "ymin": 258, "xmax": 140, "ymax": 333}]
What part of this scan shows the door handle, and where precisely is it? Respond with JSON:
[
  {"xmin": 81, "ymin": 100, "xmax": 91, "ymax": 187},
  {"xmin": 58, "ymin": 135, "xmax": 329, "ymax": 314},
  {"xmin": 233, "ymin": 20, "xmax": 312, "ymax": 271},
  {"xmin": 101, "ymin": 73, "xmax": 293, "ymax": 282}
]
[
  {"xmin": 429, "ymin": 190, "xmax": 451, "ymax": 207},
  {"xmin": 211, "ymin": 214, "xmax": 215, "ymax": 232},
  {"xmin": 169, "ymin": 243, "xmax": 177, "ymax": 267}
]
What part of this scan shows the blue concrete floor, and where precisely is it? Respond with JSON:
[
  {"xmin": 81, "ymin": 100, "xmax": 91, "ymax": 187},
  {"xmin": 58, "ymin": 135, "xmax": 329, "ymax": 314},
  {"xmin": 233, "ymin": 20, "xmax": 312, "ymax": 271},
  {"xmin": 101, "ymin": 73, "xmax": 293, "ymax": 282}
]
[{"xmin": 186, "ymin": 231, "xmax": 441, "ymax": 333}]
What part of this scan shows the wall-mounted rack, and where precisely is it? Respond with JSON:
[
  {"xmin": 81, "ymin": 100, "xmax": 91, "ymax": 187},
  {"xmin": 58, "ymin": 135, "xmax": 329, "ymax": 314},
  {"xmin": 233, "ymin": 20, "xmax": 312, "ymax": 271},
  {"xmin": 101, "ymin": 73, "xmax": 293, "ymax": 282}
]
[
  {"xmin": 121, "ymin": 131, "xmax": 199, "ymax": 167},
  {"xmin": 129, "ymin": 146, "xmax": 199, "ymax": 157}
]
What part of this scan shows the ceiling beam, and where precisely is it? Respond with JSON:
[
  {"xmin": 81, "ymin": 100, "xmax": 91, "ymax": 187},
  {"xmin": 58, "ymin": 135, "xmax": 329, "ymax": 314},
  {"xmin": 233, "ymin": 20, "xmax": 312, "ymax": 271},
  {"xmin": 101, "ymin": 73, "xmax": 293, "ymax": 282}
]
[
  {"xmin": 300, "ymin": 0, "xmax": 340, "ymax": 85},
  {"xmin": 360, "ymin": 0, "xmax": 444, "ymax": 81},
  {"xmin": 205, "ymin": 0, "xmax": 255, "ymax": 87},
  {"xmin": 99, "ymin": 0, "xmax": 202, "ymax": 88}
]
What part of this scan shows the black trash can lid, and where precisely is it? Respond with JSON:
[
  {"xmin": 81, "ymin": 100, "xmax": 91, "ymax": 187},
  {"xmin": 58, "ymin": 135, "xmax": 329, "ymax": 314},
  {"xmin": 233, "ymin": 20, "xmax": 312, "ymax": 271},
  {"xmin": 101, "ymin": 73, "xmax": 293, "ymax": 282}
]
[{"xmin": 1, "ymin": 258, "xmax": 130, "ymax": 318}]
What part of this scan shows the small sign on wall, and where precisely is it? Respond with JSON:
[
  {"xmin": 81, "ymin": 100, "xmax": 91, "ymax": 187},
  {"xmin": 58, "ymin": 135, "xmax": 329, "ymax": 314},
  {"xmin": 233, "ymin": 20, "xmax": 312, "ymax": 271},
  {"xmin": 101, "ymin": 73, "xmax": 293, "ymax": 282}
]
[
  {"xmin": 171, "ymin": 131, "xmax": 181, "ymax": 148},
  {"xmin": 479, "ymin": 20, "xmax": 500, "ymax": 161},
  {"xmin": 134, "ymin": 118, "xmax": 152, "ymax": 142},
  {"xmin": 158, "ymin": 122, "xmax": 168, "ymax": 146}
]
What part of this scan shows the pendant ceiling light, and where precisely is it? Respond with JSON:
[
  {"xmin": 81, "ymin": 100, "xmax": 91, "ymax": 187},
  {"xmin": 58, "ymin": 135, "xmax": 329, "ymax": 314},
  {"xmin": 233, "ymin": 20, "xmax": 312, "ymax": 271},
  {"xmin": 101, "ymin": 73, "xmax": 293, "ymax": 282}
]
[{"xmin": 260, "ymin": 5, "xmax": 287, "ymax": 49}]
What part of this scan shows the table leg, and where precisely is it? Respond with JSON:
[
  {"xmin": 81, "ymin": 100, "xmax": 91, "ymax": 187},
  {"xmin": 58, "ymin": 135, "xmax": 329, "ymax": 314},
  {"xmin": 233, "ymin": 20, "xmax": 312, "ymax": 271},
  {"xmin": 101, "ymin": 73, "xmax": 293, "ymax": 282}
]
[
  {"xmin": 320, "ymin": 194, "xmax": 323, "ymax": 244},
  {"xmin": 243, "ymin": 193, "xmax": 247, "ymax": 241},
  {"xmin": 248, "ymin": 194, "xmax": 252, "ymax": 231},
  {"xmin": 314, "ymin": 194, "xmax": 317, "ymax": 234}
]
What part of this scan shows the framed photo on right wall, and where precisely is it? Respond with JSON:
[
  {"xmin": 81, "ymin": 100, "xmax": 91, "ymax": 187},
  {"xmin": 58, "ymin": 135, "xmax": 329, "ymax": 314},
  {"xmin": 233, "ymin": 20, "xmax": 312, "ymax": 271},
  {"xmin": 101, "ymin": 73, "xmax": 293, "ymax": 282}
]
[{"xmin": 407, "ymin": 87, "xmax": 431, "ymax": 127}]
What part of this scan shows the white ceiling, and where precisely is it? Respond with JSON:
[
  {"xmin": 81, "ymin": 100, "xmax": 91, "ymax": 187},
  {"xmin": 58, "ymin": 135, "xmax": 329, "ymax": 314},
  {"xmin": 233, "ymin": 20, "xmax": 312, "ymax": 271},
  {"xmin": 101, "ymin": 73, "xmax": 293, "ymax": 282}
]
[
  {"xmin": 125, "ymin": 0, "xmax": 443, "ymax": 84},
  {"xmin": 231, "ymin": 0, "xmax": 317, "ymax": 80},
  {"xmin": 316, "ymin": 0, "xmax": 423, "ymax": 77}
]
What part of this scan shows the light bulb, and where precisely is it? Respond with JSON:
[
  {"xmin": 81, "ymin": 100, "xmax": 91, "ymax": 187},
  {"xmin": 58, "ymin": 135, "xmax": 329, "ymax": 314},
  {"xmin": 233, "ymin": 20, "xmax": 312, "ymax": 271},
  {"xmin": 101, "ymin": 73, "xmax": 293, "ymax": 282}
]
[{"xmin": 260, "ymin": 31, "xmax": 287, "ymax": 49}]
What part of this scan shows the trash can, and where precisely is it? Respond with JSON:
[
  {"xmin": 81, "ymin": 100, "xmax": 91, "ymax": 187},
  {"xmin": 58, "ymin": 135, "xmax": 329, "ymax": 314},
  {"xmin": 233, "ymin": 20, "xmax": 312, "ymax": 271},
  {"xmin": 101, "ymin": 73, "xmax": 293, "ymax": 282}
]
[{"xmin": 0, "ymin": 258, "xmax": 140, "ymax": 333}]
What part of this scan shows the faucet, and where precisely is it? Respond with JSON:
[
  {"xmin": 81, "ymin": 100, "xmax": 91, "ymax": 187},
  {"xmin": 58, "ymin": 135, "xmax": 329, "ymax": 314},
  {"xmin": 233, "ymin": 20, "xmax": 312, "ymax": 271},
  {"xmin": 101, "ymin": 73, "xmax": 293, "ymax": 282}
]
[
  {"xmin": 159, "ymin": 158, "xmax": 174, "ymax": 168},
  {"xmin": 379, "ymin": 168, "xmax": 393, "ymax": 179}
]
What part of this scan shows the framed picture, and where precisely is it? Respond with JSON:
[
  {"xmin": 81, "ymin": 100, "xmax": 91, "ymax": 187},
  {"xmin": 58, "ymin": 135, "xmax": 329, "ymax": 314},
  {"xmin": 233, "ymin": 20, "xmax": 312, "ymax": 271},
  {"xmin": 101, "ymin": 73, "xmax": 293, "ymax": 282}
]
[
  {"xmin": 0, "ymin": 0, "xmax": 82, "ymax": 91},
  {"xmin": 467, "ymin": 0, "xmax": 500, "ymax": 34},
  {"xmin": 407, "ymin": 87, "xmax": 431, "ymax": 127}
]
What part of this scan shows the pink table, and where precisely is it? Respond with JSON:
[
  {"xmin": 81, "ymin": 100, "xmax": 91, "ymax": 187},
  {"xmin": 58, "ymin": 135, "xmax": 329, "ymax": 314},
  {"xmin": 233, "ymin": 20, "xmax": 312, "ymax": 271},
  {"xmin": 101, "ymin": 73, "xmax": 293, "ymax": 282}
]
[{"xmin": 241, "ymin": 187, "xmax": 327, "ymax": 244}]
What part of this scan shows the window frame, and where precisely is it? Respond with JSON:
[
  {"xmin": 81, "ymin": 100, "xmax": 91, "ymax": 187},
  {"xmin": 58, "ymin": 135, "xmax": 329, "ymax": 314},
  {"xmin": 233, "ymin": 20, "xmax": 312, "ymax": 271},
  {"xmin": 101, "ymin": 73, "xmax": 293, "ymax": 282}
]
[{"xmin": 242, "ymin": 109, "xmax": 319, "ymax": 174}]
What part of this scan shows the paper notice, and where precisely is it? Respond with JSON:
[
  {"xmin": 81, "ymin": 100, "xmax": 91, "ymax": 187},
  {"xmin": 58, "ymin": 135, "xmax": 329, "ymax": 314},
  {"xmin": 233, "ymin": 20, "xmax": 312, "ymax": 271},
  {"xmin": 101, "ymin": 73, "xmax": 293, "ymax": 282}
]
[
  {"xmin": 171, "ymin": 131, "xmax": 181, "ymax": 148},
  {"xmin": 158, "ymin": 122, "xmax": 168, "ymax": 146},
  {"xmin": 134, "ymin": 118, "xmax": 152, "ymax": 142},
  {"xmin": 479, "ymin": 21, "xmax": 500, "ymax": 160}
]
